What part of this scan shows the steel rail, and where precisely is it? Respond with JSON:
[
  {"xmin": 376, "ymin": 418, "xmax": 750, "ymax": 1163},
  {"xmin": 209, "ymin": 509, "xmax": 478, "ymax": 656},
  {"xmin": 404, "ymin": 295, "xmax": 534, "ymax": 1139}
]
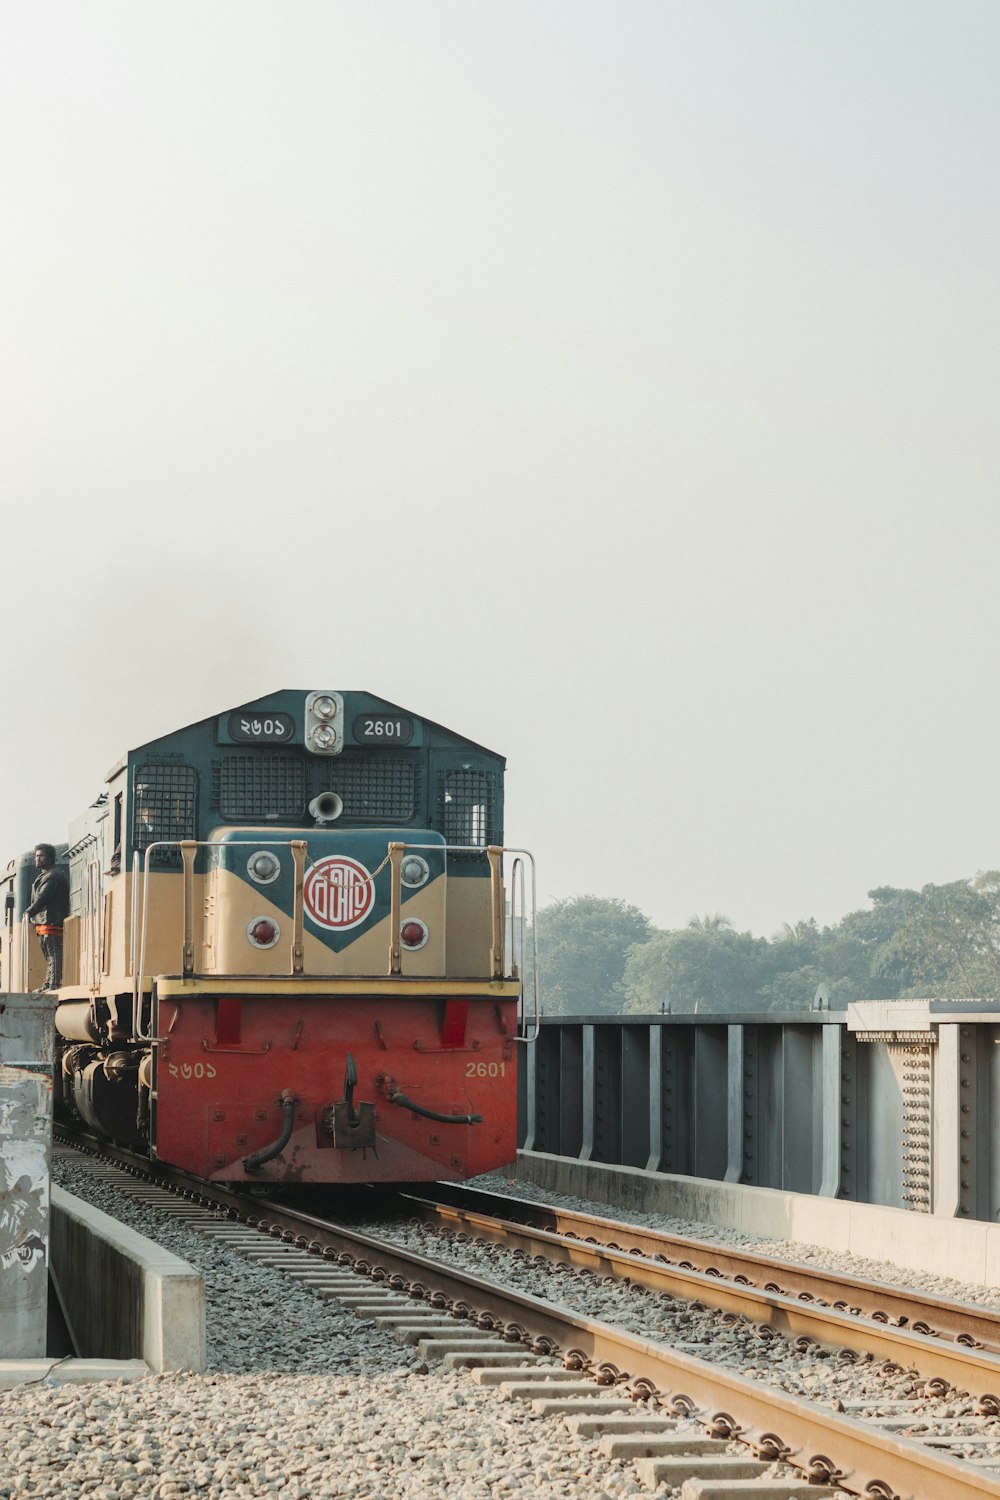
[
  {"xmin": 422, "ymin": 1183, "xmax": 1000, "ymax": 1352},
  {"xmin": 55, "ymin": 1138, "xmax": 1000, "ymax": 1499},
  {"xmin": 397, "ymin": 1191, "xmax": 1000, "ymax": 1401},
  {"xmin": 242, "ymin": 1195, "xmax": 1000, "ymax": 1500}
]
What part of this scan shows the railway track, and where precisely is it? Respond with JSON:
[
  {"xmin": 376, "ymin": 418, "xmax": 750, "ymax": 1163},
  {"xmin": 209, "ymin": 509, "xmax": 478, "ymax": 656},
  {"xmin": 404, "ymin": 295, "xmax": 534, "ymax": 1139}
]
[
  {"xmin": 404, "ymin": 1182, "xmax": 1000, "ymax": 1357},
  {"xmin": 55, "ymin": 1141, "xmax": 1000, "ymax": 1498}
]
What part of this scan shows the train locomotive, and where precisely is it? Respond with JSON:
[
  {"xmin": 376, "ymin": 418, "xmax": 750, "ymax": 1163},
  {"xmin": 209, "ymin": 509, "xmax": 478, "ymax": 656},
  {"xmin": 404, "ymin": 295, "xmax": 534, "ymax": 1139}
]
[{"xmin": 1, "ymin": 690, "xmax": 535, "ymax": 1185}]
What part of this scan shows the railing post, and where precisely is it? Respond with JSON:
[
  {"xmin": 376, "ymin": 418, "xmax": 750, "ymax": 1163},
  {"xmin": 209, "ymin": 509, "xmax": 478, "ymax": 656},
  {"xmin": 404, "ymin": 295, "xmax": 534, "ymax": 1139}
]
[
  {"xmin": 646, "ymin": 1021, "xmax": 663, "ymax": 1172},
  {"xmin": 290, "ymin": 840, "xmax": 306, "ymax": 975},
  {"xmin": 933, "ymin": 1022, "xmax": 962, "ymax": 1217},
  {"xmin": 520, "ymin": 1027, "xmax": 537, "ymax": 1152},
  {"xmin": 487, "ymin": 846, "xmax": 504, "ymax": 979},
  {"xmin": 819, "ymin": 1022, "xmax": 846, "ymax": 1198},
  {"xmin": 580, "ymin": 1024, "xmax": 596, "ymax": 1162},
  {"xmin": 180, "ymin": 841, "xmax": 197, "ymax": 976},
  {"xmin": 724, "ymin": 1023, "xmax": 746, "ymax": 1183},
  {"xmin": 387, "ymin": 843, "xmax": 404, "ymax": 974}
]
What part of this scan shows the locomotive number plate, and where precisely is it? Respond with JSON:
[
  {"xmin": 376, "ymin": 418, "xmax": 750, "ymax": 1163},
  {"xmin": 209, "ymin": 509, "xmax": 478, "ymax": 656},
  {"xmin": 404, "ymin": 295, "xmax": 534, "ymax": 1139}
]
[
  {"xmin": 353, "ymin": 713, "xmax": 414, "ymax": 744},
  {"xmin": 228, "ymin": 711, "xmax": 295, "ymax": 743}
]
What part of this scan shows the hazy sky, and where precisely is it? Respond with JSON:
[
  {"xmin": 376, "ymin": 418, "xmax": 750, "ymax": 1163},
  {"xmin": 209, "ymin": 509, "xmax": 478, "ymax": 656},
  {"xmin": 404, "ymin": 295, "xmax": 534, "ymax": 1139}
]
[{"xmin": 4, "ymin": 2, "xmax": 999, "ymax": 937}]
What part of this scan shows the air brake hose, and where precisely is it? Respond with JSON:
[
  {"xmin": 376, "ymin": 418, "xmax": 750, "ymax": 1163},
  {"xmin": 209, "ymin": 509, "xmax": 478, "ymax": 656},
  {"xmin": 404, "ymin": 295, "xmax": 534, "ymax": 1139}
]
[
  {"xmin": 388, "ymin": 1092, "xmax": 482, "ymax": 1125},
  {"xmin": 243, "ymin": 1089, "xmax": 298, "ymax": 1171}
]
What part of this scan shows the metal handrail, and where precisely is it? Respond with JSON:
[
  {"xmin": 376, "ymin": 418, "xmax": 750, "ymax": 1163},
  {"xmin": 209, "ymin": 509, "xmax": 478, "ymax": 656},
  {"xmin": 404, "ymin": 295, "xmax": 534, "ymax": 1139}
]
[
  {"xmin": 130, "ymin": 851, "xmax": 141, "ymax": 1011},
  {"xmin": 509, "ymin": 854, "xmax": 540, "ymax": 1044},
  {"xmin": 86, "ymin": 859, "xmax": 102, "ymax": 991},
  {"xmin": 20, "ymin": 914, "xmax": 29, "ymax": 991},
  {"xmin": 388, "ymin": 841, "xmax": 539, "ymax": 1043},
  {"xmin": 134, "ymin": 838, "xmax": 310, "ymax": 1041},
  {"xmin": 131, "ymin": 836, "xmax": 539, "ymax": 1043}
]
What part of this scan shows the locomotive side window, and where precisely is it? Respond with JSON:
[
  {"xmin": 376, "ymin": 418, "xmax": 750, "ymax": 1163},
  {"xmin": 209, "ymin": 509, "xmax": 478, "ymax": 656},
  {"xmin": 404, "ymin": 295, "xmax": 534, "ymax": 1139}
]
[
  {"xmin": 437, "ymin": 769, "xmax": 496, "ymax": 848},
  {"xmin": 111, "ymin": 793, "xmax": 123, "ymax": 872},
  {"xmin": 133, "ymin": 764, "xmax": 198, "ymax": 857}
]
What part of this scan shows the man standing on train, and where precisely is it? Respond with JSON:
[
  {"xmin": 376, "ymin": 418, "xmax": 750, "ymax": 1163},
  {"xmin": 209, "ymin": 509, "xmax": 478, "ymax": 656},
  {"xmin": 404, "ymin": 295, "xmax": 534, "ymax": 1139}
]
[{"xmin": 24, "ymin": 843, "xmax": 69, "ymax": 991}]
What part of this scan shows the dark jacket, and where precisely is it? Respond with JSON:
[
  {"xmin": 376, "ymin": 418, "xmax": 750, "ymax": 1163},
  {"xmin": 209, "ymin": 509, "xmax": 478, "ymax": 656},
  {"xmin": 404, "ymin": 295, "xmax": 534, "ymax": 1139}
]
[{"xmin": 25, "ymin": 865, "xmax": 70, "ymax": 926}]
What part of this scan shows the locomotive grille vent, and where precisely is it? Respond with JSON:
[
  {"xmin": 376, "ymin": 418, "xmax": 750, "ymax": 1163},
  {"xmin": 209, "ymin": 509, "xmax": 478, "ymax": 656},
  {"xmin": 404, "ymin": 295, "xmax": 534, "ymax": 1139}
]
[
  {"xmin": 213, "ymin": 755, "xmax": 305, "ymax": 820},
  {"xmin": 134, "ymin": 763, "xmax": 198, "ymax": 866},
  {"xmin": 436, "ymin": 769, "xmax": 498, "ymax": 851},
  {"xmin": 326, "ymin": 759, "xmax": 417, "ymax": 821}
]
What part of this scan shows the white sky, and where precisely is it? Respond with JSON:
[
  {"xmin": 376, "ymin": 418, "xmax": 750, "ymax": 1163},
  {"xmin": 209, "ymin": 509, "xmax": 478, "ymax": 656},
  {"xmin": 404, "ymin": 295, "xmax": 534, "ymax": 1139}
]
[{"xmin": 3, "ymin": 2, "xmax": 999, "ymax": 937}]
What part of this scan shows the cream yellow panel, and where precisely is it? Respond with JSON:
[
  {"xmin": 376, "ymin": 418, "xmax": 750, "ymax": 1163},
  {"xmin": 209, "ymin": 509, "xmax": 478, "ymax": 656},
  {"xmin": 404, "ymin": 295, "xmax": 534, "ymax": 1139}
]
[
  {"xmin": 134, "ymin": 871, "xmax": 202, "ymax": 981},
  {"xmin": 443, "ymin": 876, "xmax": 494, "ymax": 978},
  {"xmin": 206, "ymin": 869, "xmax": 449, "ymax": 977}
]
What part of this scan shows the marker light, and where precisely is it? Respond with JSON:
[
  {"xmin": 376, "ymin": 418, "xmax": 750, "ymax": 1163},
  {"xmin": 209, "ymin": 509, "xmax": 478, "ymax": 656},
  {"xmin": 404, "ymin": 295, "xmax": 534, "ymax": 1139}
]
[
  {"xmin": 400, "ymin": 919, "xmax": 428, "ymax": 950},
  {"xmin": 247, "ymin": 851, "xmax": 280, "ymax": 884},
  {"xmin": 400, "ymin": 855, "xmax": 430, "ymax": 888},
  {"xmin": 248, "ymin": 917, "xmax": 280, "ymax": 948}
]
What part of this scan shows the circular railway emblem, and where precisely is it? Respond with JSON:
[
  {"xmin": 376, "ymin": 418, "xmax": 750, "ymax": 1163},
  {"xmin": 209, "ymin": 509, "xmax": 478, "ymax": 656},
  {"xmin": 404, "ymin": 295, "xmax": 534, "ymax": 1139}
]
[{"xmin": 303, "ymin": 855, "xmax": 376, "ymax": 931}]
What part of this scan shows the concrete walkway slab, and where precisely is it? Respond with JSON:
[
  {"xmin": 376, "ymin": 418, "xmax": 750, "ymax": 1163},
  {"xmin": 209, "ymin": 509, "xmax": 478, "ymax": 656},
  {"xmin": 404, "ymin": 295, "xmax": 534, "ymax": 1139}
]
[{"xmin": 51, "ymin": 1187, "xmax": 205, "ymax": 1373}]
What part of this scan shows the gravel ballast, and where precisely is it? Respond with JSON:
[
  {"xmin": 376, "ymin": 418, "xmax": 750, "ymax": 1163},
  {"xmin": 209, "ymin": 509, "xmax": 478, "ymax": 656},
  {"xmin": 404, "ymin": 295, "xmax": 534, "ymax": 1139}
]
[
  {"xmin": 0, "ymin": 1158, "xmax": 648, "ymax": 1500},
  {"xmin": 470, "ymin": 1170, "xmax": 1000, "ymax": 1311},
  {"xmin": 4, "ymin": 1155, "xmax": 993, "ymax": 1496}
]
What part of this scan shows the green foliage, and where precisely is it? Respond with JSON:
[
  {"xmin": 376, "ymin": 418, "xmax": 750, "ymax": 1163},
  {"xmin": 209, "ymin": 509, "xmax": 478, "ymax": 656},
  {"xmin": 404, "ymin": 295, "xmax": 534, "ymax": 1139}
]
[
  {"xmin": 529, "ymin": 871, "xmax": 1000, "ymax": 1018},
  {"xmin": 528, "ymin": 895, "xmax": 652, "ymax": 1016},
  {"xmin": 624, "ymin": 926, "xmax": 772, "ymax": 1013},
  {"xmin": 874, "ymin": 872, "xmax": 1000, "ymax": 998}
]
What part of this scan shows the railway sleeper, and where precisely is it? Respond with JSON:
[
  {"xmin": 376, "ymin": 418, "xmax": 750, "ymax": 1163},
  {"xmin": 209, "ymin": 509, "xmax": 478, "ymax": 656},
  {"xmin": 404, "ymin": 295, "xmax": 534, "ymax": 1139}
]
[
  {"xmin": 45, "ymin": 1150, "xmax": 871, "ymax": 1500},
  {"xmin": 677, "ymin": 1484, "xmax": 847, "ymax": 1500}
]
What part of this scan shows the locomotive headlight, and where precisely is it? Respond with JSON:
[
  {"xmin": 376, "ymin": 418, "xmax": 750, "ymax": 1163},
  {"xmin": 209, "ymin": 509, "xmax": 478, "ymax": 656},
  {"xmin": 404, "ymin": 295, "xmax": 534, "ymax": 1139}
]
[
  {"xmin": 310, "ymin": 724, "xmax": 338, "ymax": 750},
  {"xmin": 247, "ymin": 851, "xmax": 281, "ymax": 885},
  {"xmin": 400, "ymin": 918, "xmax": 428, "ymax": 950},
  {"xmin": 400, "ymin": 855, "xmax": 430, "ymax": 888},
  {"xmin": 248, "ymin": 917, "xmax": 280, "ymax": 948},
  {"xmin": 313, "ymin": 695, "xmax": 337, "ymax": 721}
]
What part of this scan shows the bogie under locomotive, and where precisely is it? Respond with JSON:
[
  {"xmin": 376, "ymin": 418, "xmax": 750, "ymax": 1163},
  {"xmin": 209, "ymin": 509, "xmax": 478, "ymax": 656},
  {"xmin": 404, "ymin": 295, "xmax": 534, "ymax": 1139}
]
[{"xmin": 1, "ymin": 691, "xmax": 536, "ymax": 1184}]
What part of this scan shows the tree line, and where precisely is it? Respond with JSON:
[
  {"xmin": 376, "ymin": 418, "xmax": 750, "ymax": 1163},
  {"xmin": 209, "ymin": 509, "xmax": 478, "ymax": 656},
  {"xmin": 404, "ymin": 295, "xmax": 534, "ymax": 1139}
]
[{"xmin": 524, "ymin": 873, "xmax": 1000, "ymax": 1016}]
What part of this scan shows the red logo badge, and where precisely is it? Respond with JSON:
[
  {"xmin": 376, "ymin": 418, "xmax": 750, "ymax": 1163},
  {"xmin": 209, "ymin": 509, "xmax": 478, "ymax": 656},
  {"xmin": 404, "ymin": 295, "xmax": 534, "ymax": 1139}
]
[{"xmin": 304, "ymin": 856, "xmax": 376, "ymax": 931}]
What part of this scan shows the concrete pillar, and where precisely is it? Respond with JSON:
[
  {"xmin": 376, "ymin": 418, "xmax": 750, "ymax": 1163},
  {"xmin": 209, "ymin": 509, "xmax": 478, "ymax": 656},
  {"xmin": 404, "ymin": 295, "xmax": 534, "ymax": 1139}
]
[{"xmin": 0, "ymin": 993, "xmax": 54, "ymax": 1357}]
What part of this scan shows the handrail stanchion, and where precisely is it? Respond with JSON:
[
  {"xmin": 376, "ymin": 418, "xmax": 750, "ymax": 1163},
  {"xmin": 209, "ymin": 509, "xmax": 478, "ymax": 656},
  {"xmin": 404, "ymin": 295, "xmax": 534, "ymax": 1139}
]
[
  {"xmin": 521, "ymin": 848, "xmax": 540, "ymax": 1042},
  {"xmin": 135, "ymin": 844, "xmax": 158, "ymax": 1041},
  {"xmin": 180, "ymin": 841, "xmax": 197, "ymax": 976},
  {"xmin": 499, "ymin": 846, "xmax": 539, "ymax": 1043},
  {"xmin": 290, "ymin": 840, "xmax": 306, "ymax": 975},
  {"xmin": 130, "ymin": 851, "xmax": 141, "ymax": 1011},
  {"xmin": 387, "ymin": 842, "xmax": 404, "ymax": 974},
  {"xmin": 509, "ymin": 856, "xmax": 524, "ymax": 981},
  {"xmin": 20, "ymin": 914, "xmax": 29, "ymax": 991},
  {"xmin": 87, "ymin": 859, "xmax": 102, "ymax": 991},
  {"xmin": 487, "ymin": 846, "xmax": 504, "ymax": 980}
]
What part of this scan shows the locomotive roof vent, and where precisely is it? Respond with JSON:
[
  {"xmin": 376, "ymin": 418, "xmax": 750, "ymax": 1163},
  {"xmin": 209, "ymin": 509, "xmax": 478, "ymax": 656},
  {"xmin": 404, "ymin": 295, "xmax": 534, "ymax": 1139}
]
[{"xmin": 309, "ymin": 791, "xmax": 344, "ymax": 825}]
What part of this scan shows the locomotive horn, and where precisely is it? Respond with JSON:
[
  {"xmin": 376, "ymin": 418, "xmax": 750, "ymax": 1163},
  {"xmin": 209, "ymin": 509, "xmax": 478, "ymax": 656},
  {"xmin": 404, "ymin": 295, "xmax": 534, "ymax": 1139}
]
[{"xmin": 308, "ymin": 791, "xmax": 343, "ymax": 824}]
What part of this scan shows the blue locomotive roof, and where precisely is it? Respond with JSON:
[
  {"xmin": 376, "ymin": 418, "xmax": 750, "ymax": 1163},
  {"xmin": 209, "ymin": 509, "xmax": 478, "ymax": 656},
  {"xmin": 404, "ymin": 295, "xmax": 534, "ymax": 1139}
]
[{"xmin": 125, "ymin": 689, "xmax": 504, "ymax": 763}]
